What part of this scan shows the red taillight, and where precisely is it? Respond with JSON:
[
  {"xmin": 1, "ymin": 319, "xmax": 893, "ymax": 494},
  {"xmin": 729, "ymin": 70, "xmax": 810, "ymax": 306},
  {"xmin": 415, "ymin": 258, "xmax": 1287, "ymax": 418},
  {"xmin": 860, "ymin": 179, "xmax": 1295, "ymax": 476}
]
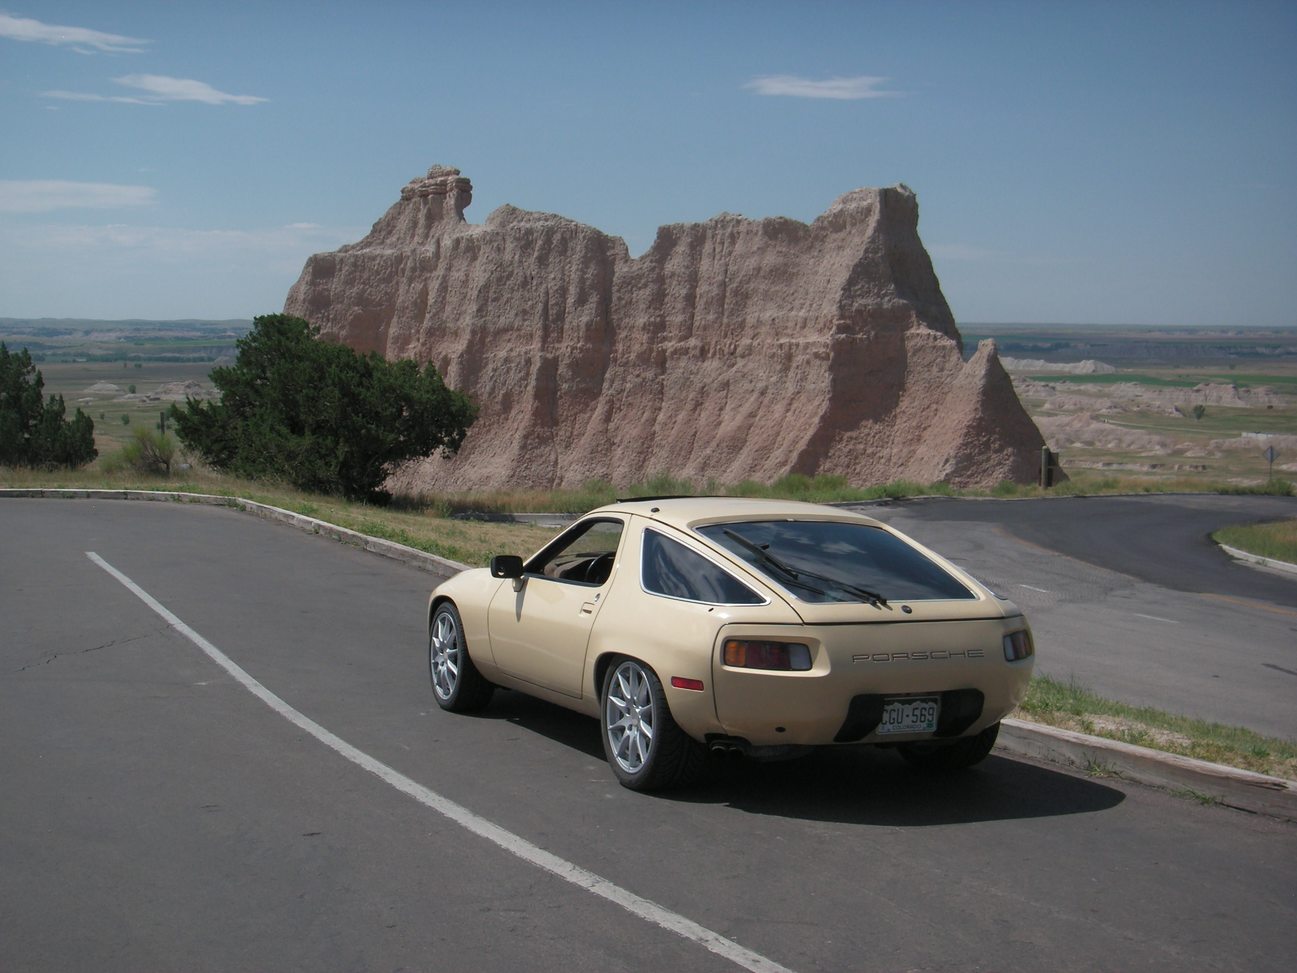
[
  {"xmin": 670, "ymin": 676, "xmax": 705, "ymax": 692},
  {"xmin": 722, "ymin": 639, "xmax": 812, "ymax": 671}
]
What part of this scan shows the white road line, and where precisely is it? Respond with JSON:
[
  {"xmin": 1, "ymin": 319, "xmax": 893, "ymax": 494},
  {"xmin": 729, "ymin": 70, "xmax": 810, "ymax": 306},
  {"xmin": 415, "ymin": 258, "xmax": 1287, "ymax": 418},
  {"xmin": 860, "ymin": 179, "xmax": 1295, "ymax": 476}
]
[
  {"xmin": 86, "ymin": 552, "xmax": 794, "ymax": 973},
  {"xmin": 1132, "ymin": 613, "xmax": 1179, "ymax": 624},
  {"xmin": 1017, "ymin": 584, "xmax": 1051, "ymax": 593}
]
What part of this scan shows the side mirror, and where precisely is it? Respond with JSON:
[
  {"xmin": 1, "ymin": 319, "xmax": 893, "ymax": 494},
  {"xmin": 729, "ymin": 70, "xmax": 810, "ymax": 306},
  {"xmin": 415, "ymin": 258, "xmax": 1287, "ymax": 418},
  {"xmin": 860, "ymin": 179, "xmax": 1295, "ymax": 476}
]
[{"xmin": 490, "ymin": 555, "xmax": 525, "ymax": 579}]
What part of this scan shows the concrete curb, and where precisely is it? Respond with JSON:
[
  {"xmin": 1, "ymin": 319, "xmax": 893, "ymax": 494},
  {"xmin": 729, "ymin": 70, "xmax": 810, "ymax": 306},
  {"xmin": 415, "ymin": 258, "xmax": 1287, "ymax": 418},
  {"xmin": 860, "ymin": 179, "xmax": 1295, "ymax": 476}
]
[
  {"xmin": 1217, "ymin": 542, "xmax": 1297, "ymax": 578},
  {"xmin": 0, "ymin": 487, "xmax": 465, "ymax": 577},
  {"xmin": 998, "ymin": 719, "xmax": 1297, "ymax": 821},
  {"xmin": 5, "ymin": 487, "xmax": 1295, "ymax": 819}
]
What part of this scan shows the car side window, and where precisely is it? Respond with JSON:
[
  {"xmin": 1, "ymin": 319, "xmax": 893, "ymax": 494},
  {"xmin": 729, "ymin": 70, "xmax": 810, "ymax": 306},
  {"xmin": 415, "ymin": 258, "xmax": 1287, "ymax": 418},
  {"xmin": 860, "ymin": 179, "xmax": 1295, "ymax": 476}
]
[
  {"xmin": 528, "ymin": 518, "xmax": 625, "ymax": 586},
  {"xmin": 641, "ymin": 528, "xmax": 765, "ymax": 605}
]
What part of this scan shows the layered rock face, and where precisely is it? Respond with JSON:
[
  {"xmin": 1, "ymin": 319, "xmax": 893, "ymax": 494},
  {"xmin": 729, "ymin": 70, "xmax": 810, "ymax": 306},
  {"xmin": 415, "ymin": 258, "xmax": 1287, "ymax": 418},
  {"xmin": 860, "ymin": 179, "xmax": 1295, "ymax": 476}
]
[{"xmin": 284, "ymin": 165, "xmax": 1048, "ymax": 491}]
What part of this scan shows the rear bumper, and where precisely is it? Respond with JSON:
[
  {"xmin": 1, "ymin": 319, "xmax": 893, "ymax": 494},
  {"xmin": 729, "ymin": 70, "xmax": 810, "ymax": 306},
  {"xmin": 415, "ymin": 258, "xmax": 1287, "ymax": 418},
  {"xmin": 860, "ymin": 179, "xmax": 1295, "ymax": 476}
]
[{"xmin": 703, "ymin": 617, "xmax": 1033, "ymax": 746}]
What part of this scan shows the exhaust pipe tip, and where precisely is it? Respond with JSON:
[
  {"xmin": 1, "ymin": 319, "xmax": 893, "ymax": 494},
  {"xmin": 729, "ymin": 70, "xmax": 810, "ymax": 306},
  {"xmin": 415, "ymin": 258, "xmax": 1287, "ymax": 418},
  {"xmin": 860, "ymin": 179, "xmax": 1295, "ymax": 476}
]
[{"xmin": 707, "ymin": 737, "xmax": 749, "ymax": 759}]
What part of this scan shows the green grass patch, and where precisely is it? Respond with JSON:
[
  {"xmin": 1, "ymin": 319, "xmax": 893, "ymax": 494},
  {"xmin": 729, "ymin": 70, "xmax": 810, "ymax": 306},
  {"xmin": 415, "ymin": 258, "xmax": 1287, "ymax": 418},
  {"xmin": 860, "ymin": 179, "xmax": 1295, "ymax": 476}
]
[
  {"xmin": 1212, "ymin": 518, "xmax": 1297, "ymax": 563},
  {"xmin": 1027, "ymin": 370, "xmax": 1297, "ymax": 393},
  {"xmin": 1029, "ymin": 373, "xmax": 1200, "ymax": 388},
  {"xmin": 1216, "ymin": 479, "xmax": 1295, "ymax": 497},
  {"xmin": 5, "ymin": 460, "xmax": 1291, "ymax": 524},
  {"xmin": 1100, "ymin": 408, "xmax": 1297, "ymax": 437},
  {"xmin": 1202, "ymin": 372, "xmax": 1297, "ymax": 392},
  {"xmin": 411, "ymin": 474, "xmax": 961, "ymax": 515},
  {"xmin": 1018, "ymin": 674, "xmax": 1297, "ymax": 779}
]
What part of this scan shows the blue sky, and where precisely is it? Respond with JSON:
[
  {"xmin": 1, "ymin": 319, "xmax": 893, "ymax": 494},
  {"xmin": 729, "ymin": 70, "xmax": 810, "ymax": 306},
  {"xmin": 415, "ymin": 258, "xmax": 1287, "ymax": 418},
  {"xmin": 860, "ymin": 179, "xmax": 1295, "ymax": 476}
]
[{"xmin": 2, "ymin": 0, "xmax": 1294, "ymax": 326}]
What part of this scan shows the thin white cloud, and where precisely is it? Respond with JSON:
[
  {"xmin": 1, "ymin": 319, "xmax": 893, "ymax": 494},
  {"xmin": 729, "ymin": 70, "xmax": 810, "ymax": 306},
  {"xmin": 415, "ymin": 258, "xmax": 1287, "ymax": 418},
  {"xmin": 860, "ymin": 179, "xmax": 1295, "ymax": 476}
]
[
  {"xmin": 0, "ymin": 220, "xmax": 365, "ymax": 318},
  {"xmin": 42, "ymin": 89, "xmax": 158, "ymax": 105},
  {"xmin": 8, "ymin": 221, "xmax": 364, "ymax": 259},
  {"xmin": 0, "ymin": 12, "xmax": 148, "ymax": 53},
  {"xmin": 41, "ymin": 74, "xmax": 268, "ymax": 107},
  {"xmin": 744, "ymin": 74, "xmax": 900, "ymax": 100},
  {"xmin": 113, "ymin": 73, "xmax": 267, "ymax": 105},
  {"xmin": 0, "ymin": 180, "xmax": 157, "ymax": 213}
]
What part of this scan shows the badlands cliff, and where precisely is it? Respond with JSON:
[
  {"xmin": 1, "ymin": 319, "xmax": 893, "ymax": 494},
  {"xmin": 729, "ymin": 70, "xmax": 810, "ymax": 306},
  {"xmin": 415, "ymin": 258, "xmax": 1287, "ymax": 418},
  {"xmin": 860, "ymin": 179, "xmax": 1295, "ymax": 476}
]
[{"xmin": 284, "ymin": 166, "xmax": 1048, "ymax": 491}]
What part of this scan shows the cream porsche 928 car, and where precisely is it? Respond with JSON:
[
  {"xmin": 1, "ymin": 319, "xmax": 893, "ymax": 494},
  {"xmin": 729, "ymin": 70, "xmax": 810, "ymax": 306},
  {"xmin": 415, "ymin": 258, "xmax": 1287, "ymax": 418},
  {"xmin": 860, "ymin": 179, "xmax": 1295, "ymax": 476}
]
[{"xmin": 426, "ymin": 497, "xmax": 1034, "ymax": 791}]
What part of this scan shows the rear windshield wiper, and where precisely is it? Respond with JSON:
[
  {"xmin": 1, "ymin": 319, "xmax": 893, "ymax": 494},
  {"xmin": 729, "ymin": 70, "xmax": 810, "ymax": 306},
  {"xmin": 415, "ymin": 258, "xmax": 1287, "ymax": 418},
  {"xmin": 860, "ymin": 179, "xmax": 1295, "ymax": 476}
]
[
  {"xmin": 722, "ymin": 528, "xmax": 888, "ymax": 607},
  {"xmin": 721, "ymin": 528, "xmax": 799, "ymax": 577},
  {"xmin": 813, "ymin": 574, "xmax": 888, "ymax": 609},
  {"xmin": 722, "ymin": 529, "xmax": 825, "ymax": 596}
]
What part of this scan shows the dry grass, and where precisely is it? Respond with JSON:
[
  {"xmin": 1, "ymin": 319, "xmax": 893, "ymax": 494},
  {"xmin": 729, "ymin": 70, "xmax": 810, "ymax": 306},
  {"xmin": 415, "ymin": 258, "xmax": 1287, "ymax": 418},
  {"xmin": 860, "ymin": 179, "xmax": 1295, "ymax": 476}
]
[{"xmin": 1018, "ymin": 675, "xmax": 1297, "ymax": 780}]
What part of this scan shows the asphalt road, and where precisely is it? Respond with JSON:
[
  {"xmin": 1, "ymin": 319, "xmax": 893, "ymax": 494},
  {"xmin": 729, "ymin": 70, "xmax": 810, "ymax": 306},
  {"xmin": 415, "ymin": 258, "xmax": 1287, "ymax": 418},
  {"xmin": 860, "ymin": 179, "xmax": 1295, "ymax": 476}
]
[
  {"xmin": 855, "ymin": 494, "xmax": 1297, "ymax": 740},
  {"xmin": 3, "ymin": 497, "xmax": 1295, "ymax": 973}
]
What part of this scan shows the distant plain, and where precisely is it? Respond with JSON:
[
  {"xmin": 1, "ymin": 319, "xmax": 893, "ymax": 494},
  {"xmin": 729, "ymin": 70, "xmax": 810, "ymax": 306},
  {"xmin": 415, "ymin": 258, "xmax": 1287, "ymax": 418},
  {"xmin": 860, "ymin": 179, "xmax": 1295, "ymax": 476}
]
[{"xmin": 964, "ymin": 324, "xmax": 1297, "ymax": 488}]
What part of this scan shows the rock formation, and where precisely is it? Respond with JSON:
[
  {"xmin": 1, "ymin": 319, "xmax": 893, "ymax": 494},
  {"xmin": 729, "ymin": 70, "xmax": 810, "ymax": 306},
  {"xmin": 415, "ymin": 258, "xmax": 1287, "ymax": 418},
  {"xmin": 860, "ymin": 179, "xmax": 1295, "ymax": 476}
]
[{"xmin": 284, "ymin": 165, "xmax": 1050, "ymax": 491}]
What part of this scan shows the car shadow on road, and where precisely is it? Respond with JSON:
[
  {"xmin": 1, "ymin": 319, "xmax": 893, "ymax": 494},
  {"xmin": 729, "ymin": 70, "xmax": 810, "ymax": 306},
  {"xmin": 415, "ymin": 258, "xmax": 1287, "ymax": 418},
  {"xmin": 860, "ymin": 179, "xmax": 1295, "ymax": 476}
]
[
  {"xmin": 472, "ymin": 688, "xmax": 608, "ymax": 760},
  {"xmin": 671, "ymin": 746, "xmax": 1127, "ymax": 826},
  {"xmin": 474, "ymin": 692, "xmax": 1126, "ymax": 826}
]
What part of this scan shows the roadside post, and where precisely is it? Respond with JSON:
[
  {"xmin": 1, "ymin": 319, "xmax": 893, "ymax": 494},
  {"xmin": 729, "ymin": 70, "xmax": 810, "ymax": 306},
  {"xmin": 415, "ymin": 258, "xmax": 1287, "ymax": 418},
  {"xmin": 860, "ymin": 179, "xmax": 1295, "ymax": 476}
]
[{"xmin": 1040, "ymin": 446, "xmax": 1060, "ymax": 488}]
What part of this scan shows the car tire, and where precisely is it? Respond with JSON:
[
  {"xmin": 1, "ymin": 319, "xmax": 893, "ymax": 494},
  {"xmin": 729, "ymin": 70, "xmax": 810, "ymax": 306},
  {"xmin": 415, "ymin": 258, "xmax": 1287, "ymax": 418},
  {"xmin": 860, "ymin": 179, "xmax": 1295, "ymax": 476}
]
[
  {"xmin": 897, "ymin": 721, "xmax": 1000, "ymax": 771},
  {"xmin": 428, "ymin": 602, "xmax": 494, "ymax": 713},
  {"xmin": 600, "ymin": 657, "xmax": 706, "ymax": 792}
]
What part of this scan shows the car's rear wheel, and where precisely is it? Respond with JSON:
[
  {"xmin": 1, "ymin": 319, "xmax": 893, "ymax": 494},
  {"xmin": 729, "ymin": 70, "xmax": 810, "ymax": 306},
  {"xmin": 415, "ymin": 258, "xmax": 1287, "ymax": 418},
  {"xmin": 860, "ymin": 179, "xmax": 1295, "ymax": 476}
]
[
  {"xmin": 898, "ymin": 721, "xmax": 1000, "ymax": 770},
  {"xmin": 429, "ymin": 602, "xmax": 493, "ymax": 713},
  {"xmin": 601, "ymin": 657, "xmax": 705, "ymax": 791}
]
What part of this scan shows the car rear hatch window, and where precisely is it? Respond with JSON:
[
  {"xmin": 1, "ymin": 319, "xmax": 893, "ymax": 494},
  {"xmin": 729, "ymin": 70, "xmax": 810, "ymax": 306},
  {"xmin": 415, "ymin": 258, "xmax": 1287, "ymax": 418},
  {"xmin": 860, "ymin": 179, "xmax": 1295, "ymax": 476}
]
[{"xmin": 697, "ymin": 520, "xmax": 975, "ymax": 604}]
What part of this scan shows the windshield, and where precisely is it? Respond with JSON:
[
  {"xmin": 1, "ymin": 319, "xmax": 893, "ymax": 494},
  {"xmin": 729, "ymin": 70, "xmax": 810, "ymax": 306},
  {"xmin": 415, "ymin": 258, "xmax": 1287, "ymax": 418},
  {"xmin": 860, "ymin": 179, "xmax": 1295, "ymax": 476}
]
[{"xmin": 697, "ymin": 520, "xmax": 976, "ymax": 603}]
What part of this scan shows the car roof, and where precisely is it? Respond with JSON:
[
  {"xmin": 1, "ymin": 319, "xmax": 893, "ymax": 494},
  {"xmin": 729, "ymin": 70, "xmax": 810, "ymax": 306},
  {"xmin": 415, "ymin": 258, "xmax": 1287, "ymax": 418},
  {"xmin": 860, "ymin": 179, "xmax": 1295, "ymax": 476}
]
[{"xmin": 590, "ymin": 496, "xmax": 885, "ymax": 531}]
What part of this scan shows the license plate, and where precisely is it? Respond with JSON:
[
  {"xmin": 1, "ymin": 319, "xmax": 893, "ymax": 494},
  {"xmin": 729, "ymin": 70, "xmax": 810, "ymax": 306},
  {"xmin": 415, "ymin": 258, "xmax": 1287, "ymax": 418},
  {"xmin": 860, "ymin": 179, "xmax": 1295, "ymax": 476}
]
[{"xmin": 877, "ymin": 696, "xmax": 940, "ymax": 735}]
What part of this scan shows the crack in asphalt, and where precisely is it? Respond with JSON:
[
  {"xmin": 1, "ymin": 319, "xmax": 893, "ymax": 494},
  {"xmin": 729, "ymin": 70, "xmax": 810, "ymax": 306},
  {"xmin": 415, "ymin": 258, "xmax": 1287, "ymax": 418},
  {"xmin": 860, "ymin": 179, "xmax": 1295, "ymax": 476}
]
[{"xmin": 14, "ymin": 630, "xmax": 156, "ymax": 672}]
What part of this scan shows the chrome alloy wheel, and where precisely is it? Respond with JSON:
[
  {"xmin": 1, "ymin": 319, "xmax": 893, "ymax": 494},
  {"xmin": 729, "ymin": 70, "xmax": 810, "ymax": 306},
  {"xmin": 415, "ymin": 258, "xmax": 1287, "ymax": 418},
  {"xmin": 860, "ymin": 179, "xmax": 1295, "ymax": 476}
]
[
  {"xmin": 429, "ymin": 608, "xmax": 461, "ymax": 701},
  {"xmin": 604, "ymin": 660, "xmax": 656, "ymax": 774}
]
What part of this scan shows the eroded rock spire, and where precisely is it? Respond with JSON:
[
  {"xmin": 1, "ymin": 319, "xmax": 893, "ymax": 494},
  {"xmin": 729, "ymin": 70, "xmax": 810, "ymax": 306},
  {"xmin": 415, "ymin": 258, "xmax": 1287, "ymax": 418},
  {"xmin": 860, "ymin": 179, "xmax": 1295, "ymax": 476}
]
[{"xmin": 286, "ymin": 166, "xmax": 1049, "ymax": 492}]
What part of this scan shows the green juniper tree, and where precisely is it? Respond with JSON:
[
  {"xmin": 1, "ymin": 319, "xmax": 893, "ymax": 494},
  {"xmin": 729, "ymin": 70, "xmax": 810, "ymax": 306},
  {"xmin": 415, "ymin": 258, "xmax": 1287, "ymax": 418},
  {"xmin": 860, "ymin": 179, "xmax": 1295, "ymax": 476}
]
[
  {"xmin": 170, "ymin": 314, "xmax": 476, "ymax": 502},
  {"xmin": 0, "ymin": 342, "xmax": 97, "ymax": 469}
]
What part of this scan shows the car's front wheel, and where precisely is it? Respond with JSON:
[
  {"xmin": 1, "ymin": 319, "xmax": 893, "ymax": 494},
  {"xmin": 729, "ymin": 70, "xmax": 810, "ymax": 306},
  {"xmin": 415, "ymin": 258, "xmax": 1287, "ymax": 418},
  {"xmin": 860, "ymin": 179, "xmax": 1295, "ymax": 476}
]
[
  {"xmin": 897, "ymin": 721, "xmax": 1000, "ymax": 770},
  {"xmin": 600, "ymin": 657, "xmax": 705, "ymax": 791},
  {"xmin": 428, "ymin": 602, "xmax": 493, "ymax": 713}
]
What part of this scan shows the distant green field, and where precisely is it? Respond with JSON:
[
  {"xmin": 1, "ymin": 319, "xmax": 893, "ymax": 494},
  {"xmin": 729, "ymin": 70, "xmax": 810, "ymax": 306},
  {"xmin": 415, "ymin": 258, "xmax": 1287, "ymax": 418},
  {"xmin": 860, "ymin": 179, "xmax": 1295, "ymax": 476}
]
[
  {"xmin": 1111, "ymin": 409, "xmax": 1296, "ymax": 436},
  {"xmin": 1029, "ymin": 373, "xmax": 1199, "ymax": 388},
  {"xmin": 2, "ymin": 319, "xmax": 246, "ymax": 363},
  {"xmin": 28, "ymin": 342, "xmax": 238, "ymax": 363},
  {"xmin": 1028, "ymin": 372, "xmax": 1297, "ymax": 392},
  {"xmin": 967, "ymin": 323, "xmax": 1297, "ymax": 370}
]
